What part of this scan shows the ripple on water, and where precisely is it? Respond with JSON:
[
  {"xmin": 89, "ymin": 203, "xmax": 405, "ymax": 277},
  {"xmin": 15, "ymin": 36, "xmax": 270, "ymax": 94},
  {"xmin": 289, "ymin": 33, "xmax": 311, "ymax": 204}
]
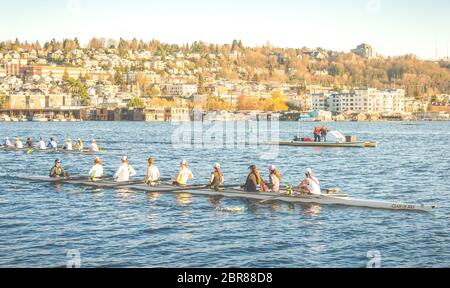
[{"xmin": 0, "ymin": 121, "xmax": 449, "ymax": 267}]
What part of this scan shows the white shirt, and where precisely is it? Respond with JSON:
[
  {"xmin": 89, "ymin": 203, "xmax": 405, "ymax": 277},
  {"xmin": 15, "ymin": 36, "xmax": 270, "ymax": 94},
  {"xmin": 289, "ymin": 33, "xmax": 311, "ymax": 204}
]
[
  {"xmin": 269, "ymin": 174, "xmax": 280, "ymax": 193},
  {"xmin": 15, "ymin": 141, "xmax": 24, "ymax": 149},
  {"xmin": 89, "ymin": 164, "xmax": 104, "ymax": 178},
  {"xmin": 64, "ymin": 143, "xmax": 73, "ymax": 150},
  {"xmin": 37, "ymin": 140, "xmax": 46, "ymax": 150},
  {"xmin": 114, "ymin": 164, "xmax": 136, "ymax": 182},
  {"xmin": 306, "ymin": 176, "xmax": 321, "ymax": 195},
  {"xmin": 89, "ymin": 143, "xmax": 99, "ymax": 152},
  {"xmin": 48, "ymin": 141, "xmax": 58, "ymax": 149},
  {"xmin": 176, "ymin": 167, "xmax": 193, "ymax": 185},
  {"xmin": 146, "ymin": 165, "xmax": 160, "ymax": 182}
]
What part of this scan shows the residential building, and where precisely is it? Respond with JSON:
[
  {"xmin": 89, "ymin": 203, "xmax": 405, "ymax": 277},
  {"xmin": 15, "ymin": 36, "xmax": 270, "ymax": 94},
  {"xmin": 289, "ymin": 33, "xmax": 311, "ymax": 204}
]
[
  {"xmin": 312, "ymin": 89, "xmax": 406, "ymax": 114},
  {"xmin": 165, "ymin": 84, "xmax": 198, "ymax": 97},
  {"xmin": 165, "ymin": 107, "xmax": 190, "ymax": 121},
  {"xmin": 21, "ymin": 65, "xmax": 87, "ymax": 80},
  {"xmin": 352, "ymin": 43, "xmax": 376, "ymax": 59},
  {"xmin": 144, "ymin": 108, "xmax": 166, "ymax": 122}
]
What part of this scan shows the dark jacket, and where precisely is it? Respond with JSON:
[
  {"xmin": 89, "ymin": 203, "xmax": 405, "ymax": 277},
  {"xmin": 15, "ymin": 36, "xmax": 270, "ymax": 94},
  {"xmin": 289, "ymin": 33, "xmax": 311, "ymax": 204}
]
[{"xmin": 244, "ymin": 173, "xmax": 258, "ymax": 192}]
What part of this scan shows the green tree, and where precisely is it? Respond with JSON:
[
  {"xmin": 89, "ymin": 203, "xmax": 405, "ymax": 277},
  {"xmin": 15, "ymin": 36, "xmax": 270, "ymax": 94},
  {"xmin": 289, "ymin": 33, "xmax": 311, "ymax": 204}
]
[
  {"xmin": 114, "ymin": 69, "xmax": 124, "ymax": 85},
  {"xmin": 0, "ymin": 91, "xmax": 7, "ymax": 108},
  {"xmin": 128, "ymin": 97, "xmax": 145, "ymax": 108}
]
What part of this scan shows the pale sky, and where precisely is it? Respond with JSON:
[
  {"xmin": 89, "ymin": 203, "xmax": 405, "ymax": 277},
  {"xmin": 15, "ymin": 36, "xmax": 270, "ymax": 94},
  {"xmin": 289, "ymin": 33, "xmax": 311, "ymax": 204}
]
[{"xmin": 1, "ymin": 0, "xmax": 449, "ymax": 59}]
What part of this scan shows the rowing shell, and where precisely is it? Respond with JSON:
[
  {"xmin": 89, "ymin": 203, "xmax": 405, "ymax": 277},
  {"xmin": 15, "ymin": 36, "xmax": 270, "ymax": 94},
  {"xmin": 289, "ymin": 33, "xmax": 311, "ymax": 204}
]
[
  {"xmin": 266, "ymin": 141, "xmax": 378, "ymax": 148},
  {"xmin": 21, "ymin": 176, "xmax": 436, "ymax": 212},
  {"xmin": 0, "ymin": 147, "xmax": 104, "ymax": 154}
]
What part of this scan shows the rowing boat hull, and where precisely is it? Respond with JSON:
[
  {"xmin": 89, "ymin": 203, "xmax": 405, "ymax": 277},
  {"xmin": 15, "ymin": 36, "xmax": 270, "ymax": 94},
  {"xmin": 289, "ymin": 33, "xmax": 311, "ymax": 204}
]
[
  {"xmin": 270, "ymin": 141, "xmax": 378, "ymax": 148},
  {"xmin": 21, "ymin": 176, "xmax": 435, "ymax": 212},
  {"xmin": 0, "ymin": 147, "xmax": 103, "ymax": 154}
]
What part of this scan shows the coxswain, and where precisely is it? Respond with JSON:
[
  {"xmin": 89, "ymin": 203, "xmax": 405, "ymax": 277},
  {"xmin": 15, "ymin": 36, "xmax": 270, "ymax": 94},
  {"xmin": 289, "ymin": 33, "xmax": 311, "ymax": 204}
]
[{"xmin": 49, "ymin": 159, "xmax": 69, "ymax": 178}]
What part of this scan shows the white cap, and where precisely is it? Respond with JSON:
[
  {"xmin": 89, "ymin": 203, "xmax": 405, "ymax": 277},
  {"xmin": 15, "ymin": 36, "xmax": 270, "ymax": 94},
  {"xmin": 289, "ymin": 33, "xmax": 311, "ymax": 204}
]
[
  {"xmin": 213, "ymin": 163, "xmax": 221, "ymax": 169},
  {"xmin": 92, "ymin": 139, "xmax": 97, "ymax": 143},
  {"xmin": 121, "ymin": 156, "xmax": 128, "ymax": 162},
  {"xmin": 306, "ymin": 168, "xmax": 313, "ymax": 175},
  {"xmin": 269, "ymin": 165, "xmax": 276, "ymax": 171},
  {"xmin": 180, "ymin": 159, "xmax": 188, "ymax": 166}
]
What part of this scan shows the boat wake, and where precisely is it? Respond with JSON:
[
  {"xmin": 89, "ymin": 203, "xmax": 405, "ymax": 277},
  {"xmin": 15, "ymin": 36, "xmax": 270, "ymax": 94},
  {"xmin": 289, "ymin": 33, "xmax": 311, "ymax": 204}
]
[{"xmin": 216, "ymin": 207, "xmax": 246, "ymax": 213}]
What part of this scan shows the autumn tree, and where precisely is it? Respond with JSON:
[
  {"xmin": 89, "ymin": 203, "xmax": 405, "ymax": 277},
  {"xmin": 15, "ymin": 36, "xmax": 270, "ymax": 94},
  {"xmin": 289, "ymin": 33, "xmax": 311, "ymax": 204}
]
[{"xmin": 197, "ymin": 73, "xmax": 206, "ymax": 94}]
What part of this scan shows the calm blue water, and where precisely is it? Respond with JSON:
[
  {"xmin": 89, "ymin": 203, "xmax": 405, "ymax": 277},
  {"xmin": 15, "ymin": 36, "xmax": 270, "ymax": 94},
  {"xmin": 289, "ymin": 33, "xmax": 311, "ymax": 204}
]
[{"xmin": 0, "ymin": 121, "xmax": 448, "ymax": 268}]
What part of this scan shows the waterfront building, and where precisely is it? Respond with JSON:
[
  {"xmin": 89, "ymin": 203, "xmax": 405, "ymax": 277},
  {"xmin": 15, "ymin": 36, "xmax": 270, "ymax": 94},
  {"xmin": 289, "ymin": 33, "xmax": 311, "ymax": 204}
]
[
  {"xmin": 312, "ymin": 89, "xmax": 406, "ymax": 114},
  {"xmin": 144, "ymin": 108, "xmax": 166, "ymax": 122},
  {"xmin": 165, "ymin": 107, "xmax": 191, "ymax": 121}
]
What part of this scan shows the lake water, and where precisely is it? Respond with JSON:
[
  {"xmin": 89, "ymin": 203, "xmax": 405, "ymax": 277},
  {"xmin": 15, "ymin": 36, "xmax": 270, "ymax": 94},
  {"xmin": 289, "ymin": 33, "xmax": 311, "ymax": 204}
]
[{"xmin": 0, "ymin": 121, "xmax": 449, "ymax": 267}]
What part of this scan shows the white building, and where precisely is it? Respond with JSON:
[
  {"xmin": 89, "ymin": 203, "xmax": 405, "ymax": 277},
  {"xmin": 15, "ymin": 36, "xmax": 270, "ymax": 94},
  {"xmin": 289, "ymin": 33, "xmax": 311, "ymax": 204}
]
[
  {"xmin": 311, "ymin": 88, "xmax": 406, "ymax": 114},
  {"xmin": 353, "ymin": 88, "xmax": 405, "ymax": 113},
  {"xmin": 165, "ymin": 84, "xmax": 198, "ymax": 97},
  {"xmin": 311, "ymin": 93, "xmax": 329, "ymax": 111}
]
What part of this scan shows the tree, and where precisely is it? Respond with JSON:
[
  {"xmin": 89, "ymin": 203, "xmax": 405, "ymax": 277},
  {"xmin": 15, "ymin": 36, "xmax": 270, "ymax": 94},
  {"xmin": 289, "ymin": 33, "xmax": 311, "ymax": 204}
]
[
  {"xmin": 0, "ymin": 91, "xmax": 7, "ymax": 108},
  {"xmin": 197, "ymin": 73, "xmax": 206, "ymax": 94},
  {"xmin": 62, "ymin": 69, "xmax": 70, "ymax": 82},
  {"xmin": 128, "ymin": 97, "xmax": 145, "ymax": 108},
  {"xmin": 114, "ymin": 68, "xmax": 125, "ymax": 86},
  {"xmin": 237, "ymin": 95, "xmax": 261, "ymax": 111},
  {"xmin": 204, "ymin": 96, "xmax": 234, "ymax": 111}
]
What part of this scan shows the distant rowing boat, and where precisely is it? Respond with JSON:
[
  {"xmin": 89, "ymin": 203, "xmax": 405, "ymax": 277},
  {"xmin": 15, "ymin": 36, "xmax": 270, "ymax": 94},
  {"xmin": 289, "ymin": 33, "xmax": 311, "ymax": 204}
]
[
  {"xmin": 22, "ymin": 176, "xmax": 435, "ymax": 212},
  {"xmin": 0, "ymin": 147, "xmax": 104, "ymax": 154},
  {"xmin": 267, "ymin": 141, "xmax": 378, "ymax": 148}
]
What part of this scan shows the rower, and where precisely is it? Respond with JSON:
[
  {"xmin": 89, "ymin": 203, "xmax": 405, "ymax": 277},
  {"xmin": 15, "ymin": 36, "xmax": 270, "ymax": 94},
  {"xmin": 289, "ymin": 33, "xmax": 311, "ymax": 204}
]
[
  {"xmin": 267, "ymin": 165, "xmax": 281, "ymax": 193},
  {"xmin": 76, "ymin": 138, "xmax": 84, "ymax": 151},
  {"xmin": 299, "ymin": 168, "xmax": 321, "ymax": 195},
  {"xmin": 49, "ymin": 159, "xmax": 69, "ymax": 178},
  {"xmin": 4, "ymin": 137, "xmax": 12, "ymax": 148},
  {"xmin": 243, "ymin": 165, "xmax": 261, "ymax": 192},
  {"xmin": 209, "ymin": 163, "xmax": 224, "ymax": 191},
  {"xmin": 114, "ymin": 156, "xmax": 136, "ymax": 182},
  {"xmin": 47, "ymin": 137, "xmax": 58, "ymax": 149},
  {"xmin": 63, "ymin": 139, "xmax": 73, "ymax": 150},
  {"xmin": 89, "ymin": 139, "xmax": 99, "ymax": 152},
  {"xmin": 89, "ymin": 157, "xmax": 104, "ymax": 181},
  {"xmin": 14, "ymin": 137, "xmax": 24, "ymax": 149},
  {"xmin": 173, "ymin": 159, "xmax": 194, "ymax": 186},
  {"xmin": 145, "ymin": 157, "xmax": 160, "ymax": 186},
  {"xmin": 37, "ymin": 137, "xmax": 46, "ymax": 150},
  {"xmin": 26, "ymin": 137, "xmax": 33, "ymax": 148}
]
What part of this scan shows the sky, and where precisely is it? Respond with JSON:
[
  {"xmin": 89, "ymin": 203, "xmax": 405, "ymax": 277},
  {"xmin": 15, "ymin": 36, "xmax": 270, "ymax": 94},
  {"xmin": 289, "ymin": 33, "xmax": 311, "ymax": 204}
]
[{"xmin": 1, "ymin": 0, "xmax": 449, "ymax": 59}]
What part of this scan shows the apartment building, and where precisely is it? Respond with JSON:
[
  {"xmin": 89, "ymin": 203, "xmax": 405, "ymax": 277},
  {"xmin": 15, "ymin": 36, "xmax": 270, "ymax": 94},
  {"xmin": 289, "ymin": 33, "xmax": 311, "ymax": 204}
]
[
  {"xmin": 311, "ymin": 88, "xmax": 406, "ymax": 113},
  {"xmin": 21, "ymin": 65, "xmax": 86, "ymax": 80},
  {"xmin": 165, "ymin": 84, "xmax": 198, "ymax": 97}
]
